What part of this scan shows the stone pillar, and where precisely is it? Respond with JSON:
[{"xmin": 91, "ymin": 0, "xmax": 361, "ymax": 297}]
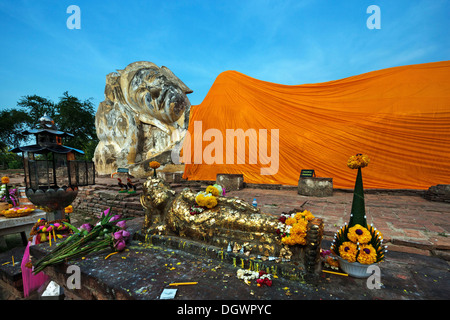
[
  {"xmin": 216, "ymin": 174, "xmax": 244, "ymax": 191},
  {"xmin": 298, "ymin": 177, "xmax": 333, "ymax": 197}
]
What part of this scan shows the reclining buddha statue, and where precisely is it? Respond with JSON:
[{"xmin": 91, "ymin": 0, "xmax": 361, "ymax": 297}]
[{"xmin": 140, "ymin": 177, "xmax": 324, "ymax": 263}]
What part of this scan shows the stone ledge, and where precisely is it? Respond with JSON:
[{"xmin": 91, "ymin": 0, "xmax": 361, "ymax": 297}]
[
  {"xmin": 0, "ymin": 247, "xmax": 26, "ymax": 298},
  {"xmin": 424, "ymin": 184, "xmax": 450, "ymax": 202},
  {"xmin": 135, "ymin": 232, "xmax": 320, "ymax": 282}
]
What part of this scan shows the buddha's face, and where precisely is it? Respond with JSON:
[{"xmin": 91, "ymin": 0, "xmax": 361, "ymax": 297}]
[{"xmin": 127, "ymin": 67, "xmax": 191, "ymax": 124}]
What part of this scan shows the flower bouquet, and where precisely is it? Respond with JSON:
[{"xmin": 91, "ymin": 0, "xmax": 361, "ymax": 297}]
[
  {"xmin": 276, "ymin": 210, "xmax": 315, "ymax": 246},
  {"xmin": 191, "ymin": 184, "xmax": 225, "ymax": 213},
  {"xmin": 0, "ymin": 176, "xmax": 19, "ymax": 209},
  {"xmin": 31, "ymin": 208, "xmax": 131, "ymax": 274},
  {"xmin": 275, "ymin": 209, "xmax": 319, "ymax": 263},
  {"xmin": 330, "ymin": 154, "xmax": 387, "ymax": 278}
]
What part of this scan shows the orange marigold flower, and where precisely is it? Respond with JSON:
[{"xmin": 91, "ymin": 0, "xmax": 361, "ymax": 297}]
[{"xmin": 149, "ymin": 161, "xmax": 160, "ymax": 169}]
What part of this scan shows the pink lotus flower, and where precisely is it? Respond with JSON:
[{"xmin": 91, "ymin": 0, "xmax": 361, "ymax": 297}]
[
  {"xmin": 80, "ymin": 223, "xmax": 93, "ymax": 233},
  {"xmin": 114, "ymin": 239, "xmax": 126, "ymax": 251},
  {"xmin": 116, "ymin": 220, "xmax": 127, "ymax": 229},
  {"xmin": 113, "ymin": 229, "xmax": 130, "ymax": 241},
  {"xmin": 109, "ymin": 215, "xmax": 121, "ymax": 223}
]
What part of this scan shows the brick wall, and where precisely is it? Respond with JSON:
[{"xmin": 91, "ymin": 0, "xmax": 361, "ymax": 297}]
[{"xmin": 71, "ymin": 185, "xmax": 145, "ymax": 220}]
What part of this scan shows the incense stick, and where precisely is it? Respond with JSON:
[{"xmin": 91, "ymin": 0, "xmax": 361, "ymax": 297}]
[
  {"xmin": 322, "ymin": 270, "xmax": 348, "ymax": 276},
  {"xmin": 169, "ymin": 282, "xmax": 198, "ymax": 286}
]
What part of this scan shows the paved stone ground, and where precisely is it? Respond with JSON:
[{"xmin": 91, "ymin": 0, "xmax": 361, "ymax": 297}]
[
  {"xmin": 22, "ymin": 217, "xmax": 450, "ymax": 301},
  {"xmin": 1, "ymin": 172, "xmax": 449, "ymax": 301}
]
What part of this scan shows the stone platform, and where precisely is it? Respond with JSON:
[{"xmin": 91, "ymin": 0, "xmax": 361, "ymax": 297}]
[
  {"xmin": 68, "ymin": 176, "xmax": 450, "ymax": 259},
  {"xmin": 26, "ymin": 217, "xmax": 450, "ymax": 300},
  {"xmin": 2, "ymin": 174, "xmax": 449, "ymax": 301}
]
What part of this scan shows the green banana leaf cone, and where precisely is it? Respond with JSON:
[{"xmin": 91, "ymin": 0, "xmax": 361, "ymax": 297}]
[{"xmin": 348, "ymin": 167, "xmax": 368, "ymax": 228}]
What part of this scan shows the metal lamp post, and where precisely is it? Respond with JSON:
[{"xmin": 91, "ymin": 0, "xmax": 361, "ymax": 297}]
[{"xmin": 10, "ymin": 114, "xmax": 95, "ymax": 220}]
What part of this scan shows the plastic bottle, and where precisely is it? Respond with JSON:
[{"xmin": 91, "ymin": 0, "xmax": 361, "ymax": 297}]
[{"xmin": 252, "ymin": 198, "xmax": 257, "ymax": 207}]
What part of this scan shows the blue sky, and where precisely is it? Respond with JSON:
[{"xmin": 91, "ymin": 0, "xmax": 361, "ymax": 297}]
[{"xmin": 0, "ymin": 0, "xmax": 449, "ymax": 111}]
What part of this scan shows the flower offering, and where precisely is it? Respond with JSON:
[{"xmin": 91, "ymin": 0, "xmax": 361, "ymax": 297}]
[{"xmin": 276, "ymin": 210, "xmax": 315, "ymax": 246}]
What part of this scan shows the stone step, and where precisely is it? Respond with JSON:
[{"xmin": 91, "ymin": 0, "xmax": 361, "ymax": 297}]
[{"xmin": 0, "ymin": 247, "xmax": 26, "ymax": 298}]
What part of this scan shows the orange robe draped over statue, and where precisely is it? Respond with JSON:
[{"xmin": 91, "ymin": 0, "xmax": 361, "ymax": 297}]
[{"xmin": 182, "ymin": 61, "xmax": 450, "ymax": 189}]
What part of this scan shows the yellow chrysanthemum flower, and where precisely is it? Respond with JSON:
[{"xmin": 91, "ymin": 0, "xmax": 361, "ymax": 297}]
[
  {"xmin": 347, "ymin": 224, "xmax": 372, "ymax": 244},
  {"xmin": 205, "ymin": 195, "xmax": 218, "ymax": 209},
  {"xmin": 195, "ymin": 193, "xmax": 206, "ymax": 207},
  {"xmin": 195, "ymin": 192, "xmax": 218, "ymax": 208},
  {"xmin": 357, "ymin": 244, "xmax": 377, "ymax": 264},
  {"xmin": 339, "ymin": 241, "xmax": 358, "ymax": 263}
]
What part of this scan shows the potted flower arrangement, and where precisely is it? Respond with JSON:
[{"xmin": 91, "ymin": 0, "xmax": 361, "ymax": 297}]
[{"xmin": 330, "ymin": 154, "xmax": 387, "ymax": 278}]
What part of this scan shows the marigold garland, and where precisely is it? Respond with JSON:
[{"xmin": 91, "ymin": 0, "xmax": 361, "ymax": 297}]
[{"xmin": 1, "ymin": 176, "xmax": 10, "ymax": 184}]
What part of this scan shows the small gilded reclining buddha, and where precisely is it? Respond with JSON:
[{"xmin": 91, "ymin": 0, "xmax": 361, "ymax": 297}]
[{"xmin": 140, "ymin": 178, "xmax": 323, "ymax": 262}]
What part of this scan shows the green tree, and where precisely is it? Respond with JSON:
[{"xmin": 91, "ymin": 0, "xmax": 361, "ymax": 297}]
[
  {"xmin": 17, "ymin": 95, "xmax": 56, "ymax": 126},
  {"xmin": 0, "ymin": 108, "xmax": 33, "ymax": 149},
  {"xmin": 54, "ymin": 91, "xmax": 98, "ymax": 160}
]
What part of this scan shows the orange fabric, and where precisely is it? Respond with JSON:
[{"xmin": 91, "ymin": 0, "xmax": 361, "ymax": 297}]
[{"xmin": 182, "ymin": 61, "xmax": 450, "ymax": 189}]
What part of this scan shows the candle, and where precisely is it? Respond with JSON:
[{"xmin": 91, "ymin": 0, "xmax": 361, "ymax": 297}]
[{"xmin": 12, "ymin": 256, "xmax": 14, "ymax": 266}]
